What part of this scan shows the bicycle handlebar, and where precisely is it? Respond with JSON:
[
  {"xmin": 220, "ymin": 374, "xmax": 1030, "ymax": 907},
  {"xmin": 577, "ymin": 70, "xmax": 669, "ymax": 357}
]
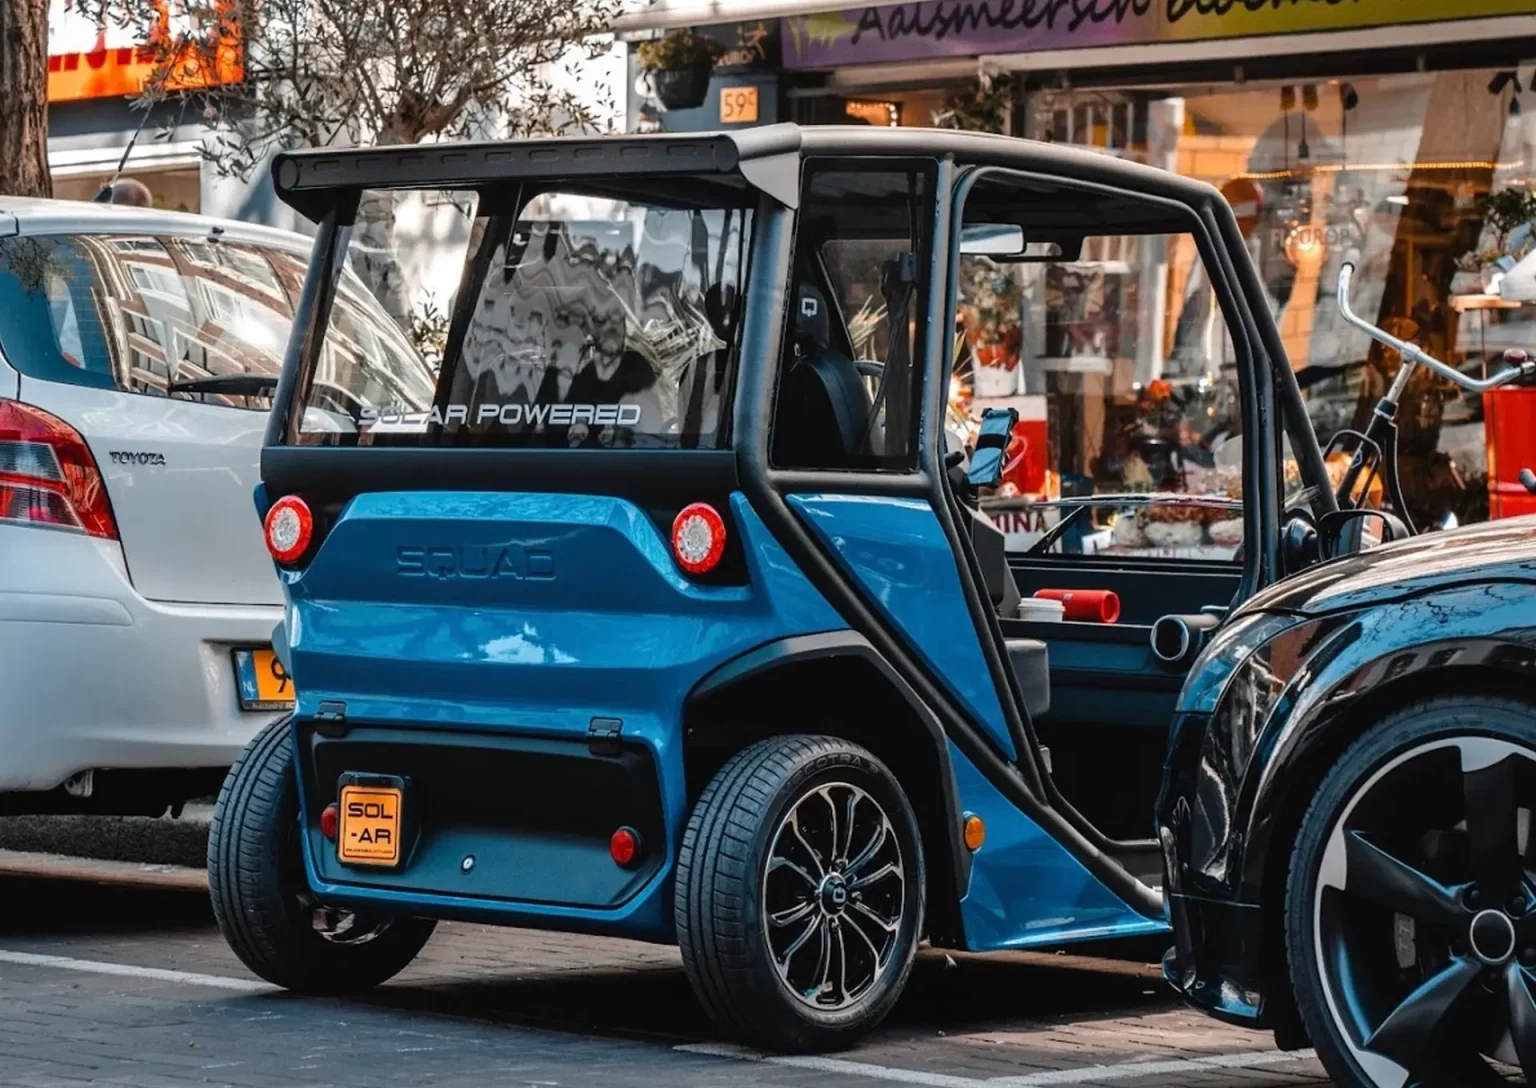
[{"xmin": 1337, "ymin": 257, "xmax": 1536, "ymax": 393}]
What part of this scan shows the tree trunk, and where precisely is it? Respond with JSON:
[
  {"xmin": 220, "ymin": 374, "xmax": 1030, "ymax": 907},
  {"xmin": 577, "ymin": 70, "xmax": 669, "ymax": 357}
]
[{"xmin": 0, "ymin": 0, "xmax": 53, "ymax": 197}]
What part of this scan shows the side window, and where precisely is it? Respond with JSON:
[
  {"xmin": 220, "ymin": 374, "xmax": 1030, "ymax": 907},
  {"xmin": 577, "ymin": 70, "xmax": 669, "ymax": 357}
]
[
  {"xmin": 0, "ymin": 233, "xmax": 304, "ymax": 410},
  {"xmin": 771, "ymin": 162, "xmax": 934, "ymax": 472},
  {"xmin": 954, "ymin": 186, "xmax": 1248, "ymax": 561}
]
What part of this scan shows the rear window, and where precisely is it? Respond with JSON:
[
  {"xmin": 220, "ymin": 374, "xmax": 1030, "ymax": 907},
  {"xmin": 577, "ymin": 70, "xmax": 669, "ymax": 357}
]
[
  {"xmin": 0, "ymin": 232, "xmax": 327, "ymax": 410},
  {"xmin": 294, "ymin": 188, "xmax": 754, "ymax": 449}
]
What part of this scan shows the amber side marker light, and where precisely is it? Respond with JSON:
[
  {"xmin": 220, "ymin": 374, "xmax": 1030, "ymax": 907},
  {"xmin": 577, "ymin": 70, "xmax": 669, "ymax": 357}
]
[{"xmin": 963, "ymin": 814, "xmax": 986, "ymax": 852}]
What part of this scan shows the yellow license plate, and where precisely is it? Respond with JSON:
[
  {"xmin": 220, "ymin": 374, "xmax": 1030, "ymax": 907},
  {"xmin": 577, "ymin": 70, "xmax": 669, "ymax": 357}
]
[
  {"xmin": 233, "ymin": 648, "xmax": 294, "ymax": 710},
  {"xmin": 338, "ymin": 785, "xmax": 402, "ymax": 865}
]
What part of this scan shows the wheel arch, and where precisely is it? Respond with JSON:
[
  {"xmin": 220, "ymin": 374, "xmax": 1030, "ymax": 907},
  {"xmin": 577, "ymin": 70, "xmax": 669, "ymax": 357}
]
[
  {"xmin": 1240, "ymin": 637, "xmax": 1536, "ymax": 1045},
  {"xmin": 684, "ymin": 631, "xmax": 971, "ymax": 948}
]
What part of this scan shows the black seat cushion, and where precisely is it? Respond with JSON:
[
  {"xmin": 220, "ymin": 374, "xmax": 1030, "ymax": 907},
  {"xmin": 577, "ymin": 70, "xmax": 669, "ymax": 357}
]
[
  {"xmin": 1005, "ymin": 638, "xmax": 1050, "ymax": 719},
  {"xmin": 771, "ymin": 282, "xmax": 872, "ymax": 466}
]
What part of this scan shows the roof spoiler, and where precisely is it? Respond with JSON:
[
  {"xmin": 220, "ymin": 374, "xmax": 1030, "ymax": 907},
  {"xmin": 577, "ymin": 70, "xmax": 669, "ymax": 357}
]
[{"xmin": 270, "ymin": 124, "xmax": 805, "ymax": 221}]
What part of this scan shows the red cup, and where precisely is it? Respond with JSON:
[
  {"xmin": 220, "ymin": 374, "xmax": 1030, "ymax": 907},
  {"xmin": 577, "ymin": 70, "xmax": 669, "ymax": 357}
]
[{"xmin": 1034, "ymin": 588, "xmax": 1120, "ymax": 624}]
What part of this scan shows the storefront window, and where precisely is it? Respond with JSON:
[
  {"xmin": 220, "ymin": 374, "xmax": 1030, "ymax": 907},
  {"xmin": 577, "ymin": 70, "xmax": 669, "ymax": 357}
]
[
  {"xmin": 953, "ymin": 227, "xmax": 1245, "ymax": 560},
  {"xmin": 1028, "ymin": 65, "xmax": 1536, "ymax": 528}
]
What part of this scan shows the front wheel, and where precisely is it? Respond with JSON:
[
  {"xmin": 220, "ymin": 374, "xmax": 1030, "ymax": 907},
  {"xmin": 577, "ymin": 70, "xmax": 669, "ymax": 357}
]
[
  {"xmin": 676, "ymin": 735, "xmax": 925, "ymax": 1052},
  {"xmin": 1286, "ymin": 696, "xmax": 1536, "ymax": 1088},
  {"xmin": 208, "ymin": 715, "xmax": 436, "ymax": 993}
]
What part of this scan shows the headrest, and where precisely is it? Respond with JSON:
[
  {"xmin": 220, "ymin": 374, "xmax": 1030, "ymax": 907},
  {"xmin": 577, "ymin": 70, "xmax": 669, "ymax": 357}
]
[{"xmin": 794, "ymin": 281, "xmax": 832, "ymax": 351}]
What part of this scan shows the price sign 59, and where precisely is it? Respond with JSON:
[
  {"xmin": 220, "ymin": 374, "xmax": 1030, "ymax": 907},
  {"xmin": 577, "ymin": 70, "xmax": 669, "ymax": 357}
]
[{"xmin": 720, "ymin": 85, "xmax": 759, "ymax": 125}]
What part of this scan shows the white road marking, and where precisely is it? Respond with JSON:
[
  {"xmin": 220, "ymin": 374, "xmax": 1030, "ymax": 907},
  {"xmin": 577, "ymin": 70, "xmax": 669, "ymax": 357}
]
[
  {"xmin": 676, "ymin": 1044, "xmax": 990, "ymax": 1087},
  {"xmin": 988, "ymin": 1048, "xmax": 1320, "ymax": 1085},
  {"xmin": 0, "ymin": 949, "xmax": 271, "ymax": 992},
  {"xmin": 676, "ymin": 1041, "xmax": 1320, "ymax": 1087}
]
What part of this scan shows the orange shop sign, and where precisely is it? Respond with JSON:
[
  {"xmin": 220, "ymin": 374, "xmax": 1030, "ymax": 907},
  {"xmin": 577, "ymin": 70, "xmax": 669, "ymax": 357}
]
[{"xmin": 48, "ymin": 0, "xmax": 241, "ymax": 102}]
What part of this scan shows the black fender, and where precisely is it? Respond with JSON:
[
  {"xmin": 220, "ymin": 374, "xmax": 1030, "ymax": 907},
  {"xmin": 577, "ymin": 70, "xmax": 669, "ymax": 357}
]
[
  {"xmin": 1179, "ymin": 581, "xmax": 1536, "ymax": 906},
  {"xmin": 686, "ymin": 630, "xmax": 973, "ymax": 915}
]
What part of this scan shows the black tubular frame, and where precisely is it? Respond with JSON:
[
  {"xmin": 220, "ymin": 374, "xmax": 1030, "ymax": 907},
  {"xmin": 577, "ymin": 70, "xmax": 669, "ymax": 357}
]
[{"xmin": 732, "ymin": 166, "xmax": 1166, "ymax": 917}]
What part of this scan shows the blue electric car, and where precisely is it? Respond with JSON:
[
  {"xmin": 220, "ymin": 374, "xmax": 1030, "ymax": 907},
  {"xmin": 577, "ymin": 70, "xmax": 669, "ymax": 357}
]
[{"xmin": 211, "ymin": 124, "xmax": 1340, "ymax": 1050}]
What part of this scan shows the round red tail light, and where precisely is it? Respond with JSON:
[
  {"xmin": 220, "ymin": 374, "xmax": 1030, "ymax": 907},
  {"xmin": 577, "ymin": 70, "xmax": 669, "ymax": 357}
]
[
  {"xmin": 610, "ymin": 827, "xmax": 641, "ymax": 867},
  {"xmin": 320, "ymin": 803, "xmax": 339, "ymax": 841},
  {"xmin": 671, "ymin": 503, "xmax": 726, "ymax": 575},
  {"xmin": 264, "ymin": 495, "xmax": 313, "ymax": 564}
]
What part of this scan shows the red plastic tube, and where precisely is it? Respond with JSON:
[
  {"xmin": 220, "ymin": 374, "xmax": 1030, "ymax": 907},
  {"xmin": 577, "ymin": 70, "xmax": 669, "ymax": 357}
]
[{"xmin": 1033, "ymin": 588, "xmax": 1121, "ymax": 624}]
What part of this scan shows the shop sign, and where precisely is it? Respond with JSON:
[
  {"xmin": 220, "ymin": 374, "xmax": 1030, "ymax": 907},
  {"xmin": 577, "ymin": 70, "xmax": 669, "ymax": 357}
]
[
  {"xmin": 720, "ymin": 85, "xmax": 761, "ymax": 123},
  {"xmin": 48, "ymin": 0, "xmax": 242, "ymax": 102},
  {"xmin": 783, "ymin": 0, "xmax": 1536, "ymax": 69}
]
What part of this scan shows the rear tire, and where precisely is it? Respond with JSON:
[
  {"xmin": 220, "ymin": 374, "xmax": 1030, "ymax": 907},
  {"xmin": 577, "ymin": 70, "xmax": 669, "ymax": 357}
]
[
  {"xmin": 676, "ymin": 735, "xmax": 925, "ymax": 1052},
  {"xmin": 208, "ymin": 715, "xmax": 435, "ymax": 993}
]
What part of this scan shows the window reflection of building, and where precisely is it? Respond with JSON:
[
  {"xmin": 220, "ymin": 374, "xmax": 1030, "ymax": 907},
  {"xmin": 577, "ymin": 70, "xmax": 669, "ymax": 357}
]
[
  {"xmin": 65, "ymin": 234, "xmax": 309, "ymax": 408},
  {"xmin": 1027, "ymin": 66, "xmax": 1536, "ymax": 528}
]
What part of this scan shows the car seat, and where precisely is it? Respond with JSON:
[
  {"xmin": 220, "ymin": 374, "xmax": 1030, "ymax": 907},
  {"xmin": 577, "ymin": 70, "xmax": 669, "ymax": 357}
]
[{"xmin": 770, "ymin": 282, "xmax": 872, "ymax": 467}]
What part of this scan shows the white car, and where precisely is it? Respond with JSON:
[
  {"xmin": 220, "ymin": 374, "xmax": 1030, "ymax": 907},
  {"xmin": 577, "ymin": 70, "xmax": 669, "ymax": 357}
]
[{"xmin": 0, "ymin": 197, "xmax": 411, "ymax": 816}]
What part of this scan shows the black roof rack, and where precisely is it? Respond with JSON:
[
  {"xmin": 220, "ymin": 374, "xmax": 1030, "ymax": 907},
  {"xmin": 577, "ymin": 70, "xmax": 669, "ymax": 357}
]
[{"xmin": 271, "ymin": 125, "xmax": 805, "ymax": 221}]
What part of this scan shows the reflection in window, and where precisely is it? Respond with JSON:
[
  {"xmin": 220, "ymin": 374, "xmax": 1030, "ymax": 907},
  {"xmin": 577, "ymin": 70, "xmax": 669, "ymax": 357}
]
[
  {"xmin": 1029, "ymin": 67, "xmax": 1536, "ymax": 528},
  {"xmin": 0, "ymin": 233, "xmax": 311, "ymax": 408},
  {"xmin": 951, "ymin": 225, "xmax": 1243, "ymax": 561}
]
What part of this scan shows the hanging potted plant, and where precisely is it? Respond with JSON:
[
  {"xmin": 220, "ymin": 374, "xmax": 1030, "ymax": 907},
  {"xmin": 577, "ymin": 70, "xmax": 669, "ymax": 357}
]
[
  {"xmin": 637, "ymin": 29, "xmax": 724, "ymax": 111},
  {"xmin": 1454, "ymin": 186, "xmax": 1536, "ymax": 294},
  {"xmin": 933, "ymin": 73, "xmax": 1015, "ymax": 133}
]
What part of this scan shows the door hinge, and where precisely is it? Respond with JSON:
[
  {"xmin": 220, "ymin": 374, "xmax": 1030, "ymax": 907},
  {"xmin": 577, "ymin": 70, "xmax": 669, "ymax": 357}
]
[{"xmin": 587, "ymin": 717, "xmax": 624, "ymax": 756}]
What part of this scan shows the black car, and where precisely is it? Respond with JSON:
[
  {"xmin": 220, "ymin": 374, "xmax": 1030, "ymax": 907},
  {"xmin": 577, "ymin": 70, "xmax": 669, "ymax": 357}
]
[
  {"xmin": 1160, "ymin": 504, "xmax": 1536, "ymax": 1086},
  {"xmin": 1159, "ymin": 259, "xmax": 1536, "ymax": 1086}
]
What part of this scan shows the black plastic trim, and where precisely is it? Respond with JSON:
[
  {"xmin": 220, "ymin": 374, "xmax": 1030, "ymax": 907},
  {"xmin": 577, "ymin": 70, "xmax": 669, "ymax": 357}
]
[
  {"xmin": 272, "ymin": 127, "xmax": 806, "ymax": 221},
  {"xmin": 689, "ymin": 630, "xmax": 973, "ymax": 895},
  {"xmin": 262, "ymin": 446, "xmax": 739, "ymax": 507}
]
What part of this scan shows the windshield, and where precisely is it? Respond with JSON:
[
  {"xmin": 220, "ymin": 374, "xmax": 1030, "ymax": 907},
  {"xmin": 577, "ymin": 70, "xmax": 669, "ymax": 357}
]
[{"xmin": 292, "ymin": 187, "xmax": 755, "ymax": 449}]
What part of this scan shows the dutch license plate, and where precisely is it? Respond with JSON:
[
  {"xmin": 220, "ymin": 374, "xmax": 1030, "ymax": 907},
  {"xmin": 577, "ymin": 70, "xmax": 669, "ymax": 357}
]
[
  {"xmin": 232, "ymin": 648, "xmax": 294, "ymax": 710},
  {"xmin": 337, "ymin": 784, "xmax": 402, "ymax": 865}
]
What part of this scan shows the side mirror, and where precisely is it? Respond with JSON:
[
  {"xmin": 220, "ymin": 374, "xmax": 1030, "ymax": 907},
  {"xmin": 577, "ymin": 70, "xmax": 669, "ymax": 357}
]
[
  {"xmin": 1282, "ymin": 515, "xmax": 1321, "ymax": 575},
  {"xmin": 1318, "ymin": 508, "xmax": 1409, "ymax": 559}
]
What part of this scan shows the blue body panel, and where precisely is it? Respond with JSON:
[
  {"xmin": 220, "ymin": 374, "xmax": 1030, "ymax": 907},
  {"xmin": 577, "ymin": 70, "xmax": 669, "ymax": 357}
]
[
  {"xmin": 283, "ymin": 491, "xmax": 840, "ymax": 940},
  {"xmin": 787, "ymin": 493, "xmax": 1016, "ymax": 759},
  {"xmin": 946, "ymin": 742, "xmax": 1165, "ymax": 948},
  {"xmin": 276, "ymin": 484, "xmax": 1155, "ymax": 947}
]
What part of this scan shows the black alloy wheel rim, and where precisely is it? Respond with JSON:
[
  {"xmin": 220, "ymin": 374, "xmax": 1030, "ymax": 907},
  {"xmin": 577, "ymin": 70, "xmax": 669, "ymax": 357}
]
[
  {"xmin": 1315, "ymin": 736, "xmax": 1536, "ymax": 1085},
  {"xmin": 762, "ymin": 782, "xmax": 905, "ymax": 1011}
]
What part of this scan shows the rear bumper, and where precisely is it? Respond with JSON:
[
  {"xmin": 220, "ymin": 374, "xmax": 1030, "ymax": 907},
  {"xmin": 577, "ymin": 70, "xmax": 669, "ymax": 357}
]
[
  {"xmin": 1162, "ymin": 892, "xmax": 1269, "ymax": 1028},
  {"xmin": 0, "ymin": 523, "xmax": 284, "ymax": 793},
  {"xmin": 295, "ymin": 722, "xmax": 674, "ymax": 941}
]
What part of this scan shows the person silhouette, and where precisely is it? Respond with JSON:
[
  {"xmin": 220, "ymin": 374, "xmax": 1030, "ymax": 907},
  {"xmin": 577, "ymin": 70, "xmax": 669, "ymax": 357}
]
[{"xmin": 93, "ymin": 178, "xmax": 154, "ymax": 206}]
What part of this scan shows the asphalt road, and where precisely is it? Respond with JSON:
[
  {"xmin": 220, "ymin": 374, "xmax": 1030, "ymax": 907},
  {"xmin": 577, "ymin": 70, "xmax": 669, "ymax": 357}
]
[{"xmin": 0, "ymin": 828, "xmax": 1337, "ymax": 1088}]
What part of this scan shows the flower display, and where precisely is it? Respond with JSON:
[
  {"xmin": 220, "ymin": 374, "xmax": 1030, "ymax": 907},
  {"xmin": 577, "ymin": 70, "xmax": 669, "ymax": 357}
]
[{"xmin": 956, "ymin": 258, "xmax": 1023, "ymax": 370}]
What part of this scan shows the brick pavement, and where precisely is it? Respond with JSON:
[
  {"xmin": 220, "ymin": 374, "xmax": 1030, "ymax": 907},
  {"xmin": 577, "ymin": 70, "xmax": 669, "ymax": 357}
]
[{"xmin": 0, "ymin": 860, "xmax": 1336, "ymax": 1088}]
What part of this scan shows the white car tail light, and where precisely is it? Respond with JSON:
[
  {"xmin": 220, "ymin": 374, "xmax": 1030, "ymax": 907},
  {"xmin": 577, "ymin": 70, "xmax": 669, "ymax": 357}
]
[
  {"xmin": 671, "ymin": 502, "xmax": 726, "ymax": 576},
  {"xmin": 264, "ymin": 495, "xmax": 314, "ymax": 564},
  {"xmin": 0, "ymin": 400, "xmax": 118, "ymax": 539}
]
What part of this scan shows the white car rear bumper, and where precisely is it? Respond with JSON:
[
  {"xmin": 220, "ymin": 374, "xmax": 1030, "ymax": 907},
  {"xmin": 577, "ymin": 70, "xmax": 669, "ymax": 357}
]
[{"xmin": 0, "ymin": 523, "xmax": 284, "ymax": 793}]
